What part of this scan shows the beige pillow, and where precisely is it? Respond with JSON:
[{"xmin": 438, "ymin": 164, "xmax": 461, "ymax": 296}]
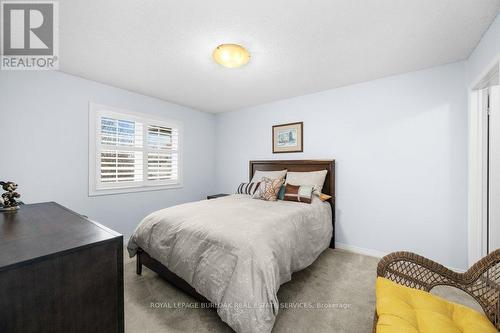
[
  {"xmin": 250, "ymin": 169, "xmax": 287, "ymax": 183},
  {"xmin": 285, "ymin": 170, "xmax": 328, "ymax": 195},
  {"xmin": 252, "ymin": 177, "xmax": 284, "ymax": 201}
]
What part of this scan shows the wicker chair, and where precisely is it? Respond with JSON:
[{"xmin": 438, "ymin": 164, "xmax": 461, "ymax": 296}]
[{"xmin": 373, "ymin": 249, "xmax": 500, "ymax": 332}]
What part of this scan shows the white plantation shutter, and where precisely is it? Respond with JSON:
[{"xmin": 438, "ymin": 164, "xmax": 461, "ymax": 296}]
[
  {"xmin": 147, "ymin": 125, "xmax": 179, "ymax": 181},
  {"xmin": 100, "ymin": 117, "xmax": 144, "ymax": 184},
  {"xmin": 89, "ymin": 104, "xmax": 182, "ymax": 195},
  {"xmin": 101, "ymin": 150, "xmax": 143, "ymax": 183}
]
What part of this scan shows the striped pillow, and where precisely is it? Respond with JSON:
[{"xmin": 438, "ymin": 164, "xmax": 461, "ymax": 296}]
[
  {"xmin": 283, "ymin": 184, "xmax": 314, "ymax": 204},
  {"xmin": 237, "ymin": 182, "xmax": 261, "ymax": 195}
]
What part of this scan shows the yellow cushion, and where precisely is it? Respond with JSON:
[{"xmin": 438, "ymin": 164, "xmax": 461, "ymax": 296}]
[{"xmin": 376, "ymin": 277, "xmax": 497, "ymax": 333}]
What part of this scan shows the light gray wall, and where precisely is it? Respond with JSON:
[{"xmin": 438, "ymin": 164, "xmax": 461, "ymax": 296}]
[
  {"xmin": 0, "ymin": 71, "xmax": 216, "ymax": 237},
  {"xmin": 467, "ymin": 13, "xmax": 500, "ymax": 84},
  {"xmin": 215, "ymin": 62, "xmax": 468, "ymax": 269}
]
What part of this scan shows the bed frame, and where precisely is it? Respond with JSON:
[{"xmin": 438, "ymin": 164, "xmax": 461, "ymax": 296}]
[{"xmin": 136, "ymin": 159, "xmax": 336, "ymax": 302}]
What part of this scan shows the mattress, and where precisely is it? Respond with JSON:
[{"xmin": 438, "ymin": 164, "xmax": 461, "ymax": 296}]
[{"xmin": 128, "ymin": 194, "xmax": 332, "ymax": 333}]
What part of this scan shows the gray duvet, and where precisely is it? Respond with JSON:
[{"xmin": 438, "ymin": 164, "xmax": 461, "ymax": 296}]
[{"xmin": 127, "ymin": 194, "xmax": 332, "ymax": 333}]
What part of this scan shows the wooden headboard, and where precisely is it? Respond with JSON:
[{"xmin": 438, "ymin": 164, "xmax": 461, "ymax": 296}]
[{"xmin": 249, "ymin": 160, "xmax": 336, "ymax": 248}]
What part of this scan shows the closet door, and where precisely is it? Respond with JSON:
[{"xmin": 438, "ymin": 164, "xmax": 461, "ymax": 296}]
[{"xmin": 489, "ymin": 86, "xmax": 500, "ymax": 252}]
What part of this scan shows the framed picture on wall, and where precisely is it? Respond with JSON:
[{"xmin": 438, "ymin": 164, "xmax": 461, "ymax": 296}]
[{"xmin": 272, "ymin": 122, "xmax": 303, "ymax": 153}]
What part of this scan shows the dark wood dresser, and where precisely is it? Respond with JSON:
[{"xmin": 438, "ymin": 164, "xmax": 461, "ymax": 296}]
[{"xmin": 0, "ymin": 202, "xmax": 124, "ymax": 333}]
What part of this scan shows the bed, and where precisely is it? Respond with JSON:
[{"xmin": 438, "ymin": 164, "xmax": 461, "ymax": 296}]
[{"xmin": 127, "ymin": 160, "xmax": 335, "ymax": 333}]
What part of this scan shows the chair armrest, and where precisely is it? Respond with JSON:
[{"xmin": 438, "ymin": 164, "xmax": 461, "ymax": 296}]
[
  {"xmin": 377, "ymin": 251, "xmax": 461, "ymax": 291},
  {"xmin": 377, "ymin": 250, "xmax": 500, "ymax": 330}
]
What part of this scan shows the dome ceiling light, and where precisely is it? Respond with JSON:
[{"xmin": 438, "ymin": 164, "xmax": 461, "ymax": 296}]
[{"xmin": 213, "ymin": 44, "xmax": 250, "ymax": 68}]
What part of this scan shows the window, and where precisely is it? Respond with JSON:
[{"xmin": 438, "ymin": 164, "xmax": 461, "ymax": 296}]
[{"xmin": 89, "ymin": 103, "xmax": 182, "ymax": 196}]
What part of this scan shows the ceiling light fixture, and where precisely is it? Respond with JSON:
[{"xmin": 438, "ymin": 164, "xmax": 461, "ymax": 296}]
[{"xmin": 213, "ymin": 44, "xmax": 250, "ymax": 68}]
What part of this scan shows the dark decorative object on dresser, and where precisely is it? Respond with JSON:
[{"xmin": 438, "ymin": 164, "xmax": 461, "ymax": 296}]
[
  {"xmin": 0, "ymin": 181, "xmax": 21, "ymax": 211},
  {"xmin": 0, "ymin": 202, "xmax": 124, "ymax": 333},
  {"xmin": 207, "ymin": 193, "xmax": 229, "ymax": 200}
]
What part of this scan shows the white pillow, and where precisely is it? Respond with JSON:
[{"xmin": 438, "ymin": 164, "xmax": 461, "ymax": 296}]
[
  {"xmin": 285, "ymin": 170, "xmax": 328, "ymax": 195},
  {"xmin": 250, "ymin": 169, "xmax": 287, "ymax": 183}
]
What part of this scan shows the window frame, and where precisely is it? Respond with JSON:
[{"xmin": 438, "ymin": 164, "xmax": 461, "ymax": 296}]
[{"xmin": 88, "ymin": 103, "xmax": 183, "ymax": 196}]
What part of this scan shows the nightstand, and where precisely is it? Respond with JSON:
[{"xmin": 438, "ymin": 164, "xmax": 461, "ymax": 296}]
[{"xmin": 207, "ymin": 193, "xmax": 229, "ymax": 200}]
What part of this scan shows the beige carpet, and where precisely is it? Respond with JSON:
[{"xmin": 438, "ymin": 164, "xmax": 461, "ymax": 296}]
[{"xmin": 124, "ymin": 249, "xmax": 481, "ymax": 333}]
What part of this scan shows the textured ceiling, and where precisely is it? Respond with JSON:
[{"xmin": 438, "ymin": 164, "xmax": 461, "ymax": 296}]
[{"xmin": 59, "ymin": 0, "xmax": 500, "ymax": 113}]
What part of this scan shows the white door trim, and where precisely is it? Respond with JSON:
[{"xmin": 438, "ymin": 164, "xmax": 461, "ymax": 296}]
[
  {"xmin": 468, "ymin": 53, "xmax": 500, "ymax": 267},
  {"xmin": 488, "ymin": 86, "xmax": 500, "ymax": 252},
  {"xmin": 468, "ymin": 88, "xmax": 489, "ymax": 266}
]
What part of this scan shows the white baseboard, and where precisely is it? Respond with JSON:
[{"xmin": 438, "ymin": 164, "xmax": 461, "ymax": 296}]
[
  {"xmin": 334, "ymin": 242, "xmax": 387, "ymax": 258},
  {"xmin": 334, "ymin": 242, "xmax": 466, "ymax": 273}
]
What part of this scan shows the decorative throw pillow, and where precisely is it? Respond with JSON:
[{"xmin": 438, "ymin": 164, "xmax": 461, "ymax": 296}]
[
  {"xmin": 250, "ymin": 169, "xmax": 287, "ymax": 183},
  {"xmin": 283, "ymin": 184, "xmax": 314, "ymax": 204},
  {"xmin": 252, "ymin": 177, "xmax": 284, "ymax": 201},
  {"xmin": 236, "ymin": 182, "xmax": 261, "ymax": 195},
  {"xmin": 318, "ymin": 193, "xmax": 332, "ymax": 202},
  {"xmin": 277, "ymin": 185, "xmax": 286, "ymax": 200}
]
